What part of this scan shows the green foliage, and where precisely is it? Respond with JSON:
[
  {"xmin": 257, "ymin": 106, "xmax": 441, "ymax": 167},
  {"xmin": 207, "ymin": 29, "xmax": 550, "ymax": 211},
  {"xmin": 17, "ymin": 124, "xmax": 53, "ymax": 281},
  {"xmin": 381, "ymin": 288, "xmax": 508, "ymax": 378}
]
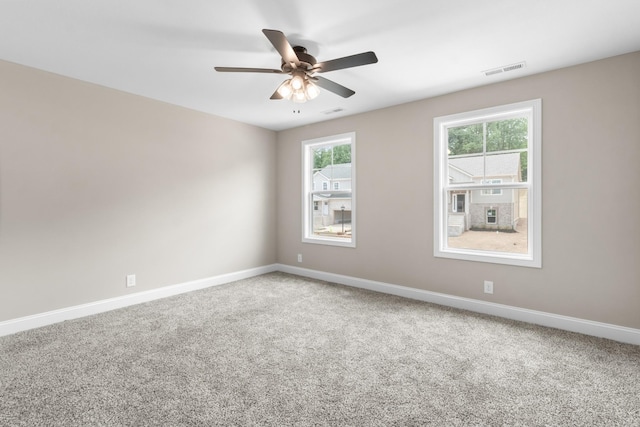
[
  {"xmin": 313, "ymin": 144, "xmax": 351, "ymax": 169},
  {"xmin": 519, "ymin": 152, "xmax": 528, "ymax": 182},
  {"xmin": 486, "ymin": 118, "xmax": 528, "ymax": 152},
  {"xmin": 448, "ymin": 123, "xmax": 483, "ymax": 155}
]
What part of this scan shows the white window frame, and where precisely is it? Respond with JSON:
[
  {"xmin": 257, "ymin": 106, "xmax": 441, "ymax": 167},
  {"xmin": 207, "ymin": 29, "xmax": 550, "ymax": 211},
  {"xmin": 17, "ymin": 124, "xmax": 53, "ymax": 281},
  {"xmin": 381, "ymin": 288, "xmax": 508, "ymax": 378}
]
[
  {"xmin": 434, "ymin": 99, "xmax": 541, "ymax": 268},
  {"xmin": 333, "ymin": 182, "xmax": 340, "ymax": 190},
  {"xmin": 302, "ymin": 132, "xmax": 356, "ymax": 247}
]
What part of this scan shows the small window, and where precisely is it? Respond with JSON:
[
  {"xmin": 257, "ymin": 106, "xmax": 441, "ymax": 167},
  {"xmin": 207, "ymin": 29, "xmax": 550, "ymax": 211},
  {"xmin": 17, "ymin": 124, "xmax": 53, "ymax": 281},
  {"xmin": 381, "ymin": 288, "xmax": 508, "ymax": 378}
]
[
  {"xmin": 481, "ymin": 179, "xmax": 503, "ymax": 195},
  {"xmin": 434, "ymin": 99, "xmax": 541, "ymax": 268},
  {"xmin": 452, "ymin": 193, "xmax": 466, "ymax": 213},
  {"xmin": 303, "ymin": 132, "xmax": 355, "ymax": 247},
  {"xmin": 486, "ymin": 208, "xmax": 497, "ymax": 224}
]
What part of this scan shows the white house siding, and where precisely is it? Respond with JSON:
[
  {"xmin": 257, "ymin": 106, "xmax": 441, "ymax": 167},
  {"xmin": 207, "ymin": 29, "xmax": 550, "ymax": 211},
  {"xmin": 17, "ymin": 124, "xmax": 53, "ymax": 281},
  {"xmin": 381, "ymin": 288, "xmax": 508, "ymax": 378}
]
[
  {"xmin": 448, "ymin": 153, "xmax": 522, "ymax": 230},
  {"xmin": 312, "ymin": 164, "xmax": 352, "ymax": 230}
]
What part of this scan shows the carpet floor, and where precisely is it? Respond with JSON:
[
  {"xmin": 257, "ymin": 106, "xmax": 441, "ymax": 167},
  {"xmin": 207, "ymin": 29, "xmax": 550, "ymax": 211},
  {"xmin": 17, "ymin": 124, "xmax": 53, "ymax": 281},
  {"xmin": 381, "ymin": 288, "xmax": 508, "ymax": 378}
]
[{"xmin": 1, "ymin": 272, "xmax": 639, "ymax": 426}]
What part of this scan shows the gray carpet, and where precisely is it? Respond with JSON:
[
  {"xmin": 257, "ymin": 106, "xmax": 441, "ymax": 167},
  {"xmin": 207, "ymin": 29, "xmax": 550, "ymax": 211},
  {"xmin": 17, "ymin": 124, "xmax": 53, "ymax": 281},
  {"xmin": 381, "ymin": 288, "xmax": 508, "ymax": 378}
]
[{"xmin": 1, "ymin": 272, "xmax": 639, "ymax": 426}]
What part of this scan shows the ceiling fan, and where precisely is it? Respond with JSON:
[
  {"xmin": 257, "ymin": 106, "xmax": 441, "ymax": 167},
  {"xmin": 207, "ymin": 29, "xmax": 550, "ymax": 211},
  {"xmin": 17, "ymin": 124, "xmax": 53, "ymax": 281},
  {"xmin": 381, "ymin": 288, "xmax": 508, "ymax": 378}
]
[{"xmin": 214, "ymin": 29, "xmax": 378, "ymax": 103}]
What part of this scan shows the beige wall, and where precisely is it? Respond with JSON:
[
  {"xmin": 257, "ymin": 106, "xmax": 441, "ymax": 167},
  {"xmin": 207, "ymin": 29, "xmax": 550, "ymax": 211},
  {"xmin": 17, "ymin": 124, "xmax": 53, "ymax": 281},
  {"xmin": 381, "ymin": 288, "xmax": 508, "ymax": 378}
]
[
  {"xmin": 0, "ymin": 60, "xmax": 277, "ymax": 321},
  {"xmin": 277, "ymin": 52, "xmax": 640, "ymax": 329},
  {"xmin": 2, "ymin": 52, "xmax": 638, "ymax": 330}
]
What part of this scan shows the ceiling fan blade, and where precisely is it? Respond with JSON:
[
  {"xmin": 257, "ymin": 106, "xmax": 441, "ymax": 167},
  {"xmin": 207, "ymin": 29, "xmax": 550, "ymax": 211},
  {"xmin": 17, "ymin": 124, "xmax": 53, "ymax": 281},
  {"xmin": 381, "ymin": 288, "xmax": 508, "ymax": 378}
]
[
  {"xmin": 262, "ymin": 29, "xmax": 299, "ymax": 66},
  {"xmin": 313, "ymin": 76, "xmax": 355, "ymax": 98},
  {"xmin": 214, "ymin": 67, "xmax": 283, "ymax": 74},
  {"xmin": 270, "ymin": 89, "xmax": 284, "ymax": 100},
  {"xmin": 315, "ymin": 51, "xmax": 378, "ymax": 73}
]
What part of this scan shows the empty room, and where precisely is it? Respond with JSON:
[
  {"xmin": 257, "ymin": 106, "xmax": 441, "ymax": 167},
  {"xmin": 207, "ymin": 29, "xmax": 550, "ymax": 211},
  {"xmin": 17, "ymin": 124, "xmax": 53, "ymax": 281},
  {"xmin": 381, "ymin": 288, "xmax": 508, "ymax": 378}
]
[{"xmin": 1, "ymin": 1, "xmax": 639, "ymax": 425}]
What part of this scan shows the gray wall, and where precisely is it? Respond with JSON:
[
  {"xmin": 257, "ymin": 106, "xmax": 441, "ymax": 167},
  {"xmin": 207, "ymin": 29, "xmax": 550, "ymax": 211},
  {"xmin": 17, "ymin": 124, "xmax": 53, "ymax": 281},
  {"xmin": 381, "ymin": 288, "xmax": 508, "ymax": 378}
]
[
  {"xmin": 0, "ymin": 60, "xmax": 277, "ymax": 321},
  {"xmin": 276, "ymin": 52, "xmax": 640, "ymax": 329}
]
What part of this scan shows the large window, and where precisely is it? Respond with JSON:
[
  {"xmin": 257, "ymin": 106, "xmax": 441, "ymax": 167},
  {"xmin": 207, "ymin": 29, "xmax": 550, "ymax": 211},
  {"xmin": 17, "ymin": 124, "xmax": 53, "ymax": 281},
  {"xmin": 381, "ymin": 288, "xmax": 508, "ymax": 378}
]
[
  {"xmin": 434, "ymin": 99, "xmax": 541, "ymax": 267},
  {"xmin": 302, "ymin": 132, "xmax": 355, "ymax": 247}
]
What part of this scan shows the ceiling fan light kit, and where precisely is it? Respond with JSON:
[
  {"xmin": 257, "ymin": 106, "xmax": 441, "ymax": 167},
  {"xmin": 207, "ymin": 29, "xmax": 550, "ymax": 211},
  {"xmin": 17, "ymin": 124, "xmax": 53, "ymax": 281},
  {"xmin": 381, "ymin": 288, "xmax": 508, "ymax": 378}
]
[
  {"xmin": 276, "ymin": 71, "xmax": 320, "ymax": 103},
  {"xmin": 215, "ymin": 29, "xmax": 378, "ymax": 104}
]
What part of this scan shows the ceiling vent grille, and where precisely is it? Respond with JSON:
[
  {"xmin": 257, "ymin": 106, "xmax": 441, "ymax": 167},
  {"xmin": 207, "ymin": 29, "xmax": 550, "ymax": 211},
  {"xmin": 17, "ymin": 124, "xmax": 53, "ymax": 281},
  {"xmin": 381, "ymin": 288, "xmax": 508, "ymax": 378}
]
[{"xmin": 483, "ymin": 61, "xmax": 526, "ymax": 77}]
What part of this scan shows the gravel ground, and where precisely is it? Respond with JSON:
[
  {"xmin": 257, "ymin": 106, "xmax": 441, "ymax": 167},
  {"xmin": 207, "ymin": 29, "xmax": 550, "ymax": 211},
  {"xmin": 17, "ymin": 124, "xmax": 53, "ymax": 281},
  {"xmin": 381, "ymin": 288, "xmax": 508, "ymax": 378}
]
[{"xmin": 448, "ymin": 219, "xmax": 528, "ymax": 254}]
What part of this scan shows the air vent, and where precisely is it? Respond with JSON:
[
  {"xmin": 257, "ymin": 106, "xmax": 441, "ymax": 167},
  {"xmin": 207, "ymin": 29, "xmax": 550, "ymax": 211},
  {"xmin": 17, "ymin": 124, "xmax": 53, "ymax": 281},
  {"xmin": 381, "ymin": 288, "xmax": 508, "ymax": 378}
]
[
  {"xmin": 483, "ymin": 61, "xmax": 526, "ymax": 77},
  {"xmin": 484, "ymin": 68, "xmax": 504, "ymax": 76},
  {"xmin": 323, "ymin": 107, "xmax": 345, "ymax": 115}
]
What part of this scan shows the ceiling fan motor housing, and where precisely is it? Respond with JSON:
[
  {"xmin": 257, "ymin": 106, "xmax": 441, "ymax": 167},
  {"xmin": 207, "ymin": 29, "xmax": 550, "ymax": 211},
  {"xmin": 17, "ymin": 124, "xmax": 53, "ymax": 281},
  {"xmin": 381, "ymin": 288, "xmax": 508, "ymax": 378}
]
[{"xmin": 282, "ymin": 46, "xmax": 317, "ymax": 73}]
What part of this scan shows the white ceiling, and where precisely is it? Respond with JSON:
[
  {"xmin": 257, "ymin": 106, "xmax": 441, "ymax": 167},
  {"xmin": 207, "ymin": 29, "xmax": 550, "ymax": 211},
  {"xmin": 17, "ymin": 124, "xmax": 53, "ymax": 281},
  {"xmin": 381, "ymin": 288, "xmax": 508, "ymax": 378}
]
[{"xmin": 1, "ymin": 0, "xmax": 639, "ymax": 131}]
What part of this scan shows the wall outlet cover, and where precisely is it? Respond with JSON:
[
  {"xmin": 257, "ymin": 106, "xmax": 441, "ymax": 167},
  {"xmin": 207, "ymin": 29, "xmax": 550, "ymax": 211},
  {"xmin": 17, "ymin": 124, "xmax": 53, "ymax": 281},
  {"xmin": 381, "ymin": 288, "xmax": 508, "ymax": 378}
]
[
  {"xmin": 484, "ymin": 280, "xmax": 494, "ymax": 294},
  {"xmin": 126, "ymin": 274, "xmax": 136, "ymax": 287}
]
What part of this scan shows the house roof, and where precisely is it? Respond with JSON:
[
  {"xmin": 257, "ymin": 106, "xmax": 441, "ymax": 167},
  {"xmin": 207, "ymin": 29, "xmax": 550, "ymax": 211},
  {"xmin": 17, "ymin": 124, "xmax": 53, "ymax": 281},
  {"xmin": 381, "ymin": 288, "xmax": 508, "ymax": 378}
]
[
  {"xmin": 448, "ymin": 153, "xmax": 520, "ymax": 179},
  {"xmin": 315, "ymin": 163, "xmax": 351, "ymax": 180}
]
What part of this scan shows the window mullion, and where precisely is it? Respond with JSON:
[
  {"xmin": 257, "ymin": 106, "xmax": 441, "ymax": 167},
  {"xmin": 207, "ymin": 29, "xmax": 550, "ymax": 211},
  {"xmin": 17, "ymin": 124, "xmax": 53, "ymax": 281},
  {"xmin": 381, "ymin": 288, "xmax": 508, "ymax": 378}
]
[{"xmin": 445, "ymin": 182, "xmax": 530, "ymax": 191}]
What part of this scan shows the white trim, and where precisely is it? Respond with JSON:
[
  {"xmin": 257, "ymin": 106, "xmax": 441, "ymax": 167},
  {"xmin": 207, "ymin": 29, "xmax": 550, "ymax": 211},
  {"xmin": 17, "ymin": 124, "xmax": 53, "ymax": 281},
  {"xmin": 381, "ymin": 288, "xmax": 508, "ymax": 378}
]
[
  {"xmin": 0, "ymin": 264, "xmax": 278, "ymax": 337},
  {"xmin": 302, "ymin": 132, "xmax": 356, "ymax": 248},
  {"xmin": 434, "ymin": 99, "xmax": 541, "ymax": 268},
  {"xmin": 277, "ymin": 264, "xmax": 640, "ymax": 346},
  {"xmin": 3, "ymin": 264, "xmax": 638, "ymax": 346}
]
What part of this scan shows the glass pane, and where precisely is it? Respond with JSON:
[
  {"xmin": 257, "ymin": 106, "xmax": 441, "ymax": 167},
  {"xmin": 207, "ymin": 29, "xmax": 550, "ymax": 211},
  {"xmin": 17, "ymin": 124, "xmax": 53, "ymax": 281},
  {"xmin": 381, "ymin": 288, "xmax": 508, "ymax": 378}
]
[
  {"xmin": 519, "ymin": 151, "xmax": 528, "ymax": 182},
  {"xmin": 446, "ymin": 189, "xmax": 528, "ymax": 255},
  {"xmin": 448, "ymin": 124, "xmax": 483, "ymax": 156},
  {"xmin": 312, "ymin": 146, "xmax": 332, "ymax": 174},
  {"xmin": 311, "ymin": 196, "xmax": 352, "ymax": 240},
  {"xmin": 484, "ymin": 152, "xmax": 522, "ymax": 184},
  {"xmin": 313, "ymin": 144, "xmax": 351, "ymax": 171},
  {"xmin": 332, "ymin": 144, "xmax": 351, "ymax": 165},
  {"xmin": 486, "ymin": 118, "xmax": 528, "ymax": 152},
  {"xmin": 448, "ymin": 124, "xmax": 483, "ymax": 184}
]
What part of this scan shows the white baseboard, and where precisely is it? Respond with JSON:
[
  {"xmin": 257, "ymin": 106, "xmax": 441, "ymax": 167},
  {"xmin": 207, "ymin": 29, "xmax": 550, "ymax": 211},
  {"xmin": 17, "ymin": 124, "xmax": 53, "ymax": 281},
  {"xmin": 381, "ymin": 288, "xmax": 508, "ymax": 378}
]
[
  {"xmin": 277, "ymin": 264, "xmax": 640, "ymax": 346},
  {"xmin": 3, "ymin": 263, "xmax": 638, "ymax": 346},
  {"xmin": 0, "ymin": 264, "xmax": 278, "ymax": 337}
]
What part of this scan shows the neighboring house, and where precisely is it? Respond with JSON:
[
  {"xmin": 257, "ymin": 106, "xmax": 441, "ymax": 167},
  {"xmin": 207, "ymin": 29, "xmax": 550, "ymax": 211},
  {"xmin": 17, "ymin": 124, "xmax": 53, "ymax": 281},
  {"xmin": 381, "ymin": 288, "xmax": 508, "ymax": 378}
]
[
  {"xmin": 447, "ymin": 153, "xmax": 524, "ymax": 235},
  {"xmin": 312, "ymin": 163, "xmax": 352, "ymax": 228}
]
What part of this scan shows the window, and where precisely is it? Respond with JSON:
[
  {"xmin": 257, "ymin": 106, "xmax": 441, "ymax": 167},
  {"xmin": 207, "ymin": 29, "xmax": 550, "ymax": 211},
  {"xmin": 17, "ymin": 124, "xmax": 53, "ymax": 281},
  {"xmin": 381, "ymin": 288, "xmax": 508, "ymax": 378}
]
[
  {"xmin": 481, "ymin": 179, "xmax": 503, "ymax": 195},
  {"xmin": 434, "ymin": 99, "xmax": 541, "ymax": 268},
  {"xmin": 452, "ymin": 193, "xmax": 465, "ymax": 213},
  {"xmin": 302, "ymin": 132, "xmax": 355, "ymax": 247},
  {"xmin": 486, "ymin": 208, "xmax": 497, "ymax": 224}
]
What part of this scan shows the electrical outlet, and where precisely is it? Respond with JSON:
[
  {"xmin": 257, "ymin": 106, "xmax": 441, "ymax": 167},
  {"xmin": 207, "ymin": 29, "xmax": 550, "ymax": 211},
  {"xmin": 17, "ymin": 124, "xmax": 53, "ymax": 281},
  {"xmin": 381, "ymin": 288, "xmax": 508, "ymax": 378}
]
[
  {"xmin": 297, "ymin": 253, "xmax": 302, "ymax": 263},
  {"xmin": 484, "ymin": 280, "xmax": 494, "ymax": 294},
  {"xmin": 126, "ymin": 274, "xmax": 136, "ymax": 288}
]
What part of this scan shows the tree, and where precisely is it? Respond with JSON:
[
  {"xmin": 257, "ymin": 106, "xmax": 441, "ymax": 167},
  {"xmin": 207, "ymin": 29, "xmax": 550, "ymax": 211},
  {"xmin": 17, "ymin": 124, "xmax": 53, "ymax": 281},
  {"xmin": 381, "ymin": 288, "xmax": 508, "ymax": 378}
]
[
  {"xmin": 332, "ymin": 144, "xmax": 351, "ymax": 165},
  {"xmin": 486, "ymin": 118, "xmax": 527, "ymax": 152},
  {"xmin": 448, "ymin": 123, "xmax": 483, "ymax": 155},
  {"xmin": 313, "ymin": 144, "xmax": 351, "ymax": 169}
]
